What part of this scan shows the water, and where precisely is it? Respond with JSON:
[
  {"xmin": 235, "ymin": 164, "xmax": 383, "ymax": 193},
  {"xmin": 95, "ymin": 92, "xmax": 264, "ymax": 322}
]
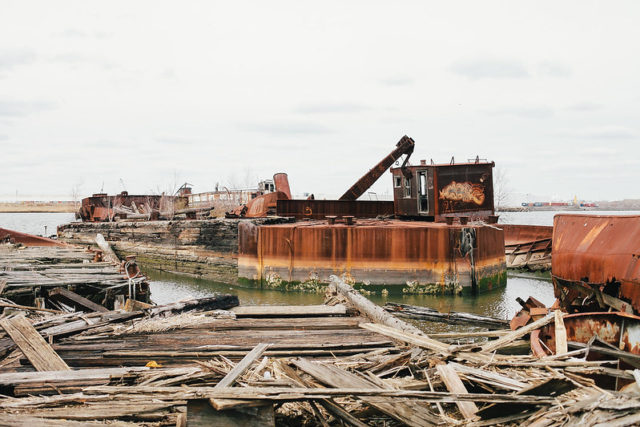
[
  {"xmin": 3, "ymin": 210, "xmax": 639, "ymax": 326},
  {"xmin": 0, "ymin": 212, "xmax": 75, "ymax": 237}
]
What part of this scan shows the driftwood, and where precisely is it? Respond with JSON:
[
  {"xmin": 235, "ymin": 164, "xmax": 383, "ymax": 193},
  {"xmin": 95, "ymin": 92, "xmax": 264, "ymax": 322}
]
[
  {"xmin": 95, "ymin": 233, "xmax": 120, "ymax": 264},
  {"xmin": 329, "ymin": 275, "xmax": 427, "ymax": 336},
  {"xmin": 385, "ymin": 302, "xmax": 509, "ymax": 329}
]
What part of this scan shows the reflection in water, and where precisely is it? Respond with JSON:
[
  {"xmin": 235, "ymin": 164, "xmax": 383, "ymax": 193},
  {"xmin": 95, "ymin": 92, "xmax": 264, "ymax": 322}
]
[{"xmin": 147, "ymin": 268, "xmax": 555, "ymax": 333}]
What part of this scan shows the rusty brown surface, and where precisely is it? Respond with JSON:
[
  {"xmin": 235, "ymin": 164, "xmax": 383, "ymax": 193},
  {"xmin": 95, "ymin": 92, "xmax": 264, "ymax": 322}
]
[
  {"xmin": 273, "ymin": 173, "xmax": 292, "ymax": 200},
  {"xmin": 391, "ymin": 161, "xmax": 494, "ymax": 219},
  {"xmin": 244, "ymin": 191, "xmax": 289, "ymax": 218},
  {"xmin": 552, "ymin": 214, "xmax": 640, "ymax": 312},
  {"xmin": 276, "ymin": 200, "xmax": 394, "ymax": 220},
  {"xmin": 0, "ymin": 227, "xmax": 67, "ymax": 247},
  {"xmin": 533, "ymin": 311, "xmax": 640, "ymax": 388},
  {"xmin": 500, "ymin": 224, "xmax": 553, "ymax": 246},
  {"xmin": 239, "ymin": 219, "xmax": 506, "ymax": 293},
  {"xmin": 339, "ymin": 135, "xmax": 414, "ymax": 201}
]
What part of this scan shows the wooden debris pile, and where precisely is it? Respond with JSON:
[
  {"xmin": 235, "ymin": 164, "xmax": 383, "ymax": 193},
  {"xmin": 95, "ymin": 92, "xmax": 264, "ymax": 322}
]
[
  {"xmin": 0, "ymin": 243, "xmax": 150, "ymax": 309},
  {"xmin": 0, "ymin": 274, "xmax": 639, "ymax": 425}
]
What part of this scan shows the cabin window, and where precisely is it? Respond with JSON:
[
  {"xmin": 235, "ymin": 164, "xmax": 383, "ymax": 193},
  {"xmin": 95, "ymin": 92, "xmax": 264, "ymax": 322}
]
[
  {"xmin": 404, "ymin": 177, "xmax": 411, "ymax": 198},
  {"xmin": 394, "ymin": 176, "xmax": 402, "ymax": 188}
]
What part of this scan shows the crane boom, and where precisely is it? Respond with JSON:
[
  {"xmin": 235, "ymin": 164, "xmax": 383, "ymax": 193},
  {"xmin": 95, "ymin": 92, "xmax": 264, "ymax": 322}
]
[{"xmin": 338, "ymin": 135, "xmax": 415, "ymax": 201}]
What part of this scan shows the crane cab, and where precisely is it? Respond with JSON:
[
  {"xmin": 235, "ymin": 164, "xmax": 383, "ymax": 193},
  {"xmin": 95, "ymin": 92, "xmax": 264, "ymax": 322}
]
[{"xmin": 391, "ymin": 159, "xmax": 495, "ymax": 221}]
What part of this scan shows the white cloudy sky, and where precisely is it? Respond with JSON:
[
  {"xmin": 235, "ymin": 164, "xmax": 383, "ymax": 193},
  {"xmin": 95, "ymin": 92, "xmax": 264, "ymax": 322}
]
[{"xmin": 1, "ymin": 1, "xmax": 639, "ymax": 202}]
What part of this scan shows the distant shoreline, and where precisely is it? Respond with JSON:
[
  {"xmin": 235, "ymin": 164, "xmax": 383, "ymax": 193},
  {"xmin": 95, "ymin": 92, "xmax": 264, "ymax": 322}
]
[{"xmin": 0, "ymin": 202, "xmax": 77, "ymax": 213}]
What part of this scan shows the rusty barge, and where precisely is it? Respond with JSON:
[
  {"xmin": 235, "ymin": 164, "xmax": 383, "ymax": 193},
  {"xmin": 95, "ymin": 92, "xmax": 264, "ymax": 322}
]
[
  {"xmin": 60, "ymin": 136, "xmax": 507, "ymax": 295},
  {"xmin": 237, "ymin": 136, "xmax": 507, "ymax": 295}
]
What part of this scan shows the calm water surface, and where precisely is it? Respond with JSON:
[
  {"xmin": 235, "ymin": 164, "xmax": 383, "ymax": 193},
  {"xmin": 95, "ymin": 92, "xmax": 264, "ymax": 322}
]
[{"xmin": 3, "ymin": 210, "xmax": 638, "ymax": 329}]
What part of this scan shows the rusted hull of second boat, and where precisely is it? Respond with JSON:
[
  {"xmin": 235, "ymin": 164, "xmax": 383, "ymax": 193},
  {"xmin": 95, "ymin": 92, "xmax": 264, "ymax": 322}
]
[{"xmin": 552, "ymin": 214, "xmax": 640, "ymax": 313}]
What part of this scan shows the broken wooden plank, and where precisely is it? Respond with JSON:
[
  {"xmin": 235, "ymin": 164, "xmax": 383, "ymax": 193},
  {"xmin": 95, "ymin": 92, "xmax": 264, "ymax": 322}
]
[
  {"xmin": 477, "ymin": 377, "xmax": 576, "ymax": 419},
  {"xmin": 231, "ymin": 305, "xmax": 346, "ymax": 317},
  {"xmin": 48, "ymin": 287, "xmax": 108, "ymax": 312},
  {"xmin": 293, "ymin": 358, "xmax": 442, "ymax": 426},
  {"xmin": 83, "ymin": 385, "xmax": 558, "ymax": 405},
  {"xmin": 481, "ymin": 313, "xmax": 554, "ymax": 353},
  {"xmin": 385, "ymin": 302, "xmax": 508, "ymax": 329},
  {"xmin": 95, "ymin": 233, "xmax": 120, "ymax": 264},
  {"xmin": 216, "ymin": 343, "xmax": 269, "ymax": 389},
  {"xmin": 0, "ymin": 315, "xmax": 70, "ymax": 371},
  {"xmin": 359, "ymin": 322, "xmax": 449, "ymax": 353},
  {"xmin": 436, "ymin": 363, "xmax": 478, "ymax": 420},
  {"xmin": 554, "ymin": 310, "xmax": 568, "ymax": 355}
]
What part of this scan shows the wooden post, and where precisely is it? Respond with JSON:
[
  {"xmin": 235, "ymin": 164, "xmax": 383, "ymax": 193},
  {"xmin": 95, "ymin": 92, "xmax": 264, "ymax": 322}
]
[{"xmin": 554, "ymin": 310, "xmax": 568, "ymax": 355}]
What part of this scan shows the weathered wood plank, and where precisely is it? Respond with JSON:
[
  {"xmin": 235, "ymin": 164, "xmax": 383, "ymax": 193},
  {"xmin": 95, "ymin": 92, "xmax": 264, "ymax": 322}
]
[
  {"xmin": 0, "ymin": 315, "xmax": 70, "ymax": 371},
  {"xmin": 216, "ymin": 343, "xmax": 269, "ymax": 389},
  {"xmin": 48, "ymin": 287, "xmax": 108, "ymax": 312},
  {"xmin": 293, "ymin": 358, "xmax": 441, "ymax": 426},
  {"xmin": 231, "ymin": 305, "xmax": 346, "ymax": 317},
  {"xmin": 554, "ymin": 310, "xmax": 568, "ymax": 355},
  {"xmin": 436, "ymin": 364, "xmax": 478, "ymax": 419}
]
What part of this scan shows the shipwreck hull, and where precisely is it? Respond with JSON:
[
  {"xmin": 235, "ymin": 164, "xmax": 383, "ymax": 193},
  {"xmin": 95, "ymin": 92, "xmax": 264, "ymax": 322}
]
[
  {"xmin": 239, "ymin": 219, "xmax": 506, "ymax": 295},
  {"xmin": 552, "ymin": 214, "xmax": 640, "ymax": 313}
]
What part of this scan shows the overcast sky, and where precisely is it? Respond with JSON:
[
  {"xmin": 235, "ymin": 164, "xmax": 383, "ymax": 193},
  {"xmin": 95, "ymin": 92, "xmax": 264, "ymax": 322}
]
[{"xmin": 1, "ymin": 1, "xmax": 639, "ymax": 203}]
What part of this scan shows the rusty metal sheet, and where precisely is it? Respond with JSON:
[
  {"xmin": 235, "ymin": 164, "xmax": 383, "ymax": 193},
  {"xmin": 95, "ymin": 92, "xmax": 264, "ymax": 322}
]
[
  {"xmin": 500, "ymin": 224, "xmax": 553, "ymax": 246},
  {"xmin": 0, "ymin": 227, "xmax": 67, "ymax": 247},
  {"xmin": 276, "ymin": 200, "xmax": 395, "ymax": 220},
  {"xmin": 552, "ymin": 214, "xmax": 640, "ymax": 312},
  {"xmin": 238, "ymin": 219, "xmax": 506, "ymax": 294},
  {"xmin": 244, "ymin": 191, "xmax": 289, "ymax": 218}
]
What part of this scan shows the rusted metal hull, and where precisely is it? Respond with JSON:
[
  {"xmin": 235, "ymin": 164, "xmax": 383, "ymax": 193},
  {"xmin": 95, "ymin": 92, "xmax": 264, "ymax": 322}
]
[
  {"xmin": 532, "ymin": 311, "xmax": 640, "ymax": 389},
  {"xmin": 552, "ymin": 214, "xmax": 640, "ymax": 313},
  {"xmin": 499, "ymin": 224, "xmax": 552, "ymax": 270},
  {"xmin": 239, "ymin": 219, "xmax": 506, "ymax": 294},
  {"xmin": 276, "ymin": 200, "xmax": 395, "ymax": 220},
  {"xmin": 0, "ymin": 227, "xmax": 67, "ymax": 247}
]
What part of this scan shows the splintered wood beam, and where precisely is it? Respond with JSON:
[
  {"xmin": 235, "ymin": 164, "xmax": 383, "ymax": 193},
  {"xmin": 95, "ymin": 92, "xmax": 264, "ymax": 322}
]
[
  {"xmin": 215, "ymin": 343, "xmax": 270, "ymax": 389},
  {"xmin": 0, "ymin": 315, "xmax": 70, "ymax": 371},
  {"xmin": 359, "ymin": 322, "xmax": 450, "ymax": 353},
  {"xmin": 330, "ymin": 275, "xmax": 429, "ymax": 337},
  {"xmin": 95, "ymin": 233, "xmax": 120, "ymax": 264},
  {"xmin": 48, "ymin": 287, "xmax": 109, "ymax": 312},
  {"xmin": 481, "ymin": 313, "xmax": 554, "ymax": 353},
  {"xmin": 436, "ymin": 364, "xmax": 478, "ymax": 420}
]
